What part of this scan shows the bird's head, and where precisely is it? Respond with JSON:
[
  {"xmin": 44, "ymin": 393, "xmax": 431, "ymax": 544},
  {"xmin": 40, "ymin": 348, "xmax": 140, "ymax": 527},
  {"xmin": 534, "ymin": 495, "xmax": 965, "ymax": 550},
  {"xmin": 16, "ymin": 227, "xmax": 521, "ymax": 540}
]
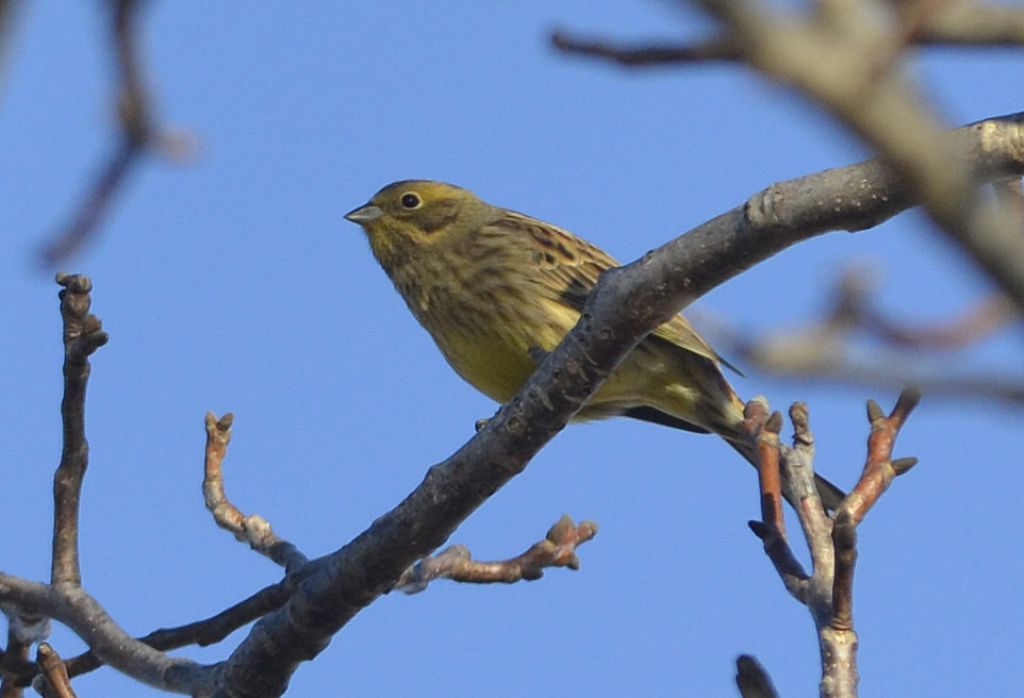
[{"xmin": 345, "ymin": 180, "xmax": 493, "ymax": 268}]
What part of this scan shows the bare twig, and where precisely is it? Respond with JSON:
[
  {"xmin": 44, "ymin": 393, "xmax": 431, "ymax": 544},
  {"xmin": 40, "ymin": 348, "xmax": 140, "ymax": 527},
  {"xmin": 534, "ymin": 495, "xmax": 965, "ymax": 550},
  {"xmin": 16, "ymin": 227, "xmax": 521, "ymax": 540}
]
[
  {"xmin": 552, "ymin": 30, "xmax": 740, "ymax": 65},
  {"xmin": 34, "ymin": 645, "xmax": 75, "ymax": 698},
  {"xmin": 755, "ymin": 410, "xmax": 786, "ymax": 536},
  {"xmin": 203, "ymin": 413, "xmax": 308, "ymax": 572},
  {"xmin": 0, "ymin": 571, "xmax": 212, "ymax": 694},
  {"xmin": 735, "ymin": 654, "xmax": 779, "ymax": 698},
  {"xmin": 909, "ymin": 0, "xmax": 1024, "ymax": 46},
  {"xmin": 744, "ymin": 400, "xmax": 809, "ymax": 602},
  {"xmin": 51, "ymin": 275, "xmax": 109, "ymax": 586},
  {"xmin": 859, "ymin": 295, "xmax": 1016, "ymax": 351},
  {"xmin": 1, "ymin": 627, "xmax": 30, "ymax": 698},
  {"xmin": 748, "ymin": 392, "xmax": 919, "ymax": 697},
  {"xmin": 552, "ymin": 2, "xmax": 1024, "ymax": 63},
  {"xmin": 703, "ymin": 265, "xmax": 1023, "ymax": 404},
  {"xmin": 40, "ymin": 0, "xmax": 155, "ymax": 265},
  {"xmin": 838, "ymin": 392, "xmax": 921, "ymax": 528},
  {"xmin": 394, "ymin": 515, "xmax": 597, "ymax": 594}
]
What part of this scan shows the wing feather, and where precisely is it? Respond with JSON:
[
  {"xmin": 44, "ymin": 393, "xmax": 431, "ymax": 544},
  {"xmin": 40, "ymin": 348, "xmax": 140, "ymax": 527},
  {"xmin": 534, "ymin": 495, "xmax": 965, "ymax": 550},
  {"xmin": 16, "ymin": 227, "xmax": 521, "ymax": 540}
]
[{"xmin": 497, "ymin": 209, "xmax": 725, "ymax": 367}]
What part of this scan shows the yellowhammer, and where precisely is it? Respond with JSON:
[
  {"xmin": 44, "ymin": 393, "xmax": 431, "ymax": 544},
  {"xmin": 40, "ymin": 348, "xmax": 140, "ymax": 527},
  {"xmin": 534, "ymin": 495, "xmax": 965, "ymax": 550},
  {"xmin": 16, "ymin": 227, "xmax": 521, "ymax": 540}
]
[{"xmin": 345, "ymin": 180, "xmax": 843, "ymax": 509}]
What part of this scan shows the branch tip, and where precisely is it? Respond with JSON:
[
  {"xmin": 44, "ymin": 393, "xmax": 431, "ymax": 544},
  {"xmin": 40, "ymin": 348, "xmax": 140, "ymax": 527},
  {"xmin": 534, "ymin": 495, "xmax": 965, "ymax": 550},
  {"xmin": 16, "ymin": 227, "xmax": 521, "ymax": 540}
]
[
  {"xmin": 748, "ymin": 520, "xmax": 769, "ymax": 540},
  {"xmin": 788, "ymin": 401, "xmax": 809, "ymax": 431},
  {"xmin": 36, "ymin": 643, "xmax": 77, "ymax": 698},
  {"xmin": 746, "ymin": 395, "xmax": 770, "ymax": 414},
  {"xmin": 892, "ymin": 388, "xmax": 922, "ymax": 422},
  {"xmin": 396, "ymin": 516, "xmax": 597, "ymax": 593},
  {"xmin": 891, "ymin": 456, "xmax": 918, "ymax": 475},
  {"xmin": 55, "ymin": 272, "xmax": 92, "ymax": 293},
  {"xmin": 735, "ymin": 654, "xmax": 779, "ymax": 698},
  {"xmin": 866, "ymin": 398, "xmax": 885, "ymax": 422}
]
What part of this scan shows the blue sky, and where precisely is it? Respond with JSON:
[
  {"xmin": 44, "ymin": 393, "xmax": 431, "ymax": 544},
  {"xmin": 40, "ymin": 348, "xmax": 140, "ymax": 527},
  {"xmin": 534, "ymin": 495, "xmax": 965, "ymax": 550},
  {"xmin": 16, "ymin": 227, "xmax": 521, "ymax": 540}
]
[{"xmin": 3, "ymin": 3, "xmax": 1022, "ymax": 696}]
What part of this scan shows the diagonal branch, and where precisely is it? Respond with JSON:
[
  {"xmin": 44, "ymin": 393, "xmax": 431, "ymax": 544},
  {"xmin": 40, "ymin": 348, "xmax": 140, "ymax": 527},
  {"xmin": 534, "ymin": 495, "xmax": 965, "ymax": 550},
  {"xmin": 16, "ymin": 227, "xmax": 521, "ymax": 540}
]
[{"xmin": 211, "ymin": 113, "xmax": 1023, "ymax": 697}]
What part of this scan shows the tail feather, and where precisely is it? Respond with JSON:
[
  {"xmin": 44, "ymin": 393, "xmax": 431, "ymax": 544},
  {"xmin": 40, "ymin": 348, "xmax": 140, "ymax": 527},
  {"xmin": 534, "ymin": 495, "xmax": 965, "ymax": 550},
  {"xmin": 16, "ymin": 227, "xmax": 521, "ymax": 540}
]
[
  {"xmin": 727, "ymin": 438, "xmax": 846, "ymax": 513},
  {"xmin": 621, "ymin": 402, "xmax": 846, "ymax": 512}
]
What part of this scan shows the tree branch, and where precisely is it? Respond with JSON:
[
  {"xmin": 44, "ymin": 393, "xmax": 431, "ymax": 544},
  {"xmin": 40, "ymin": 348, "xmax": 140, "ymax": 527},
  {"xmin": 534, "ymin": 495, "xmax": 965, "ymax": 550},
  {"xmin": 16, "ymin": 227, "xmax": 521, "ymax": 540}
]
[
  {"xmin": 49, "ymin": 581, "xmax": 293, "ymax": 684},
  {"xmin": 695, "ymin": 0, "xmax": 1024, "ymax": 312},
  {"xmin": 51, "ymin": 275, "xmax": 109, "ymax": 586},
  {"xmin": 748, "ymin": 392, "xmax": 919, "ymax": 697},
  {"xmin": 552, "ymin": 30, "xmax": 741, "ymax": 65},
  {"xmin": 705, "ymin": 267, "xmax": 1024, "ymax": 404},
  {"xmin": 210, "ymin": 114, "xmax": 1022, "ymax": 696},
  {"xmin": 37, "ymin": 0, "xmax": 191, "ymax": 266},
  {"xmin": 203, "ymin": 412, "xmax": 309, "ymax": 572},
  {"xmin": 394, "ymin": 515, "xmax": 597, "ymax": 593},
  {"xmin": 35, "ymin": 644, "xmax": 76, "ymax": 698},
  {"xmin": 556, "ymin": 3, "xmax": 1024, "ymax": 311},
  {"xmin": 552, "ymin": 3, "xmax": 1024, "ymax": 66},
  {"xmin": 735, "ymin": 654, "xmax": 780, "ymax": 698}
]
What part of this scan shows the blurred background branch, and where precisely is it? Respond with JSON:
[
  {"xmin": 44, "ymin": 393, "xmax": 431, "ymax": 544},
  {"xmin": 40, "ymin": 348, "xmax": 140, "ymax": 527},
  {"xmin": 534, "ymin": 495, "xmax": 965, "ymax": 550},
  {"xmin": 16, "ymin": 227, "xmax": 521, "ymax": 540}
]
[{"xmin": 696, "ymin": 263, "xmax": 1024, "ymax": 405}]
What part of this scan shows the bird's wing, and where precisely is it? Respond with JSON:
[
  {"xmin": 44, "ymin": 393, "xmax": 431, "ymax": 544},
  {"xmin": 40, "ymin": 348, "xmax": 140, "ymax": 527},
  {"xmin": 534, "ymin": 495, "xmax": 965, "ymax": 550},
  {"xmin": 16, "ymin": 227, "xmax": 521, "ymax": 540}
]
[{"xmin": 497, "ymin": 209, "xmax": 724, "ymax": 365}]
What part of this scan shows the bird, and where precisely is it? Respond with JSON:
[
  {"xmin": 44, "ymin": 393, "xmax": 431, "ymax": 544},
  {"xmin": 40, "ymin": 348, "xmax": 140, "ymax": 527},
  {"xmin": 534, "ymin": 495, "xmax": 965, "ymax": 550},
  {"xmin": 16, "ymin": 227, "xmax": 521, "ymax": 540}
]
[{"xmin": 345, "ymin": 180, "xmax": 844, "ymax": 510}]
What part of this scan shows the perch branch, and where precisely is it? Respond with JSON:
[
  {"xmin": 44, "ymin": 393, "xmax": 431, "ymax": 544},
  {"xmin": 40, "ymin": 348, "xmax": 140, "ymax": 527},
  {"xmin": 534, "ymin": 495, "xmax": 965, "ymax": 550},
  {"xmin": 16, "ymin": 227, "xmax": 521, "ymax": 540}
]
[{"xmin": 212, "ymin": 114, "xmax": 1022, "ymax": 696}]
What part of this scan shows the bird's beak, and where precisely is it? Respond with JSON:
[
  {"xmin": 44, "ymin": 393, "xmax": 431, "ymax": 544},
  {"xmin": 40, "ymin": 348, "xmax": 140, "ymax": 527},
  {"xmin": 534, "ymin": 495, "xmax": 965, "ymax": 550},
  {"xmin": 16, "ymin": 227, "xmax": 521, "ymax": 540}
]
[{"xmin": 344, "ymin": 204, "xmax": 383, "ymax": 224}]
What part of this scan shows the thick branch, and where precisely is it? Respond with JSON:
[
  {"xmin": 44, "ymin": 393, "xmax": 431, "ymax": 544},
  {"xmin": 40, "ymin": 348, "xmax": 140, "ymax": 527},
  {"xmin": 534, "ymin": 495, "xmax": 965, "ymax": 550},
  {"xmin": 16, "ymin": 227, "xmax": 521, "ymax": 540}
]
[{"xmin": 212, "ymin": 114, "xmax": 1022, "ymax": 696}]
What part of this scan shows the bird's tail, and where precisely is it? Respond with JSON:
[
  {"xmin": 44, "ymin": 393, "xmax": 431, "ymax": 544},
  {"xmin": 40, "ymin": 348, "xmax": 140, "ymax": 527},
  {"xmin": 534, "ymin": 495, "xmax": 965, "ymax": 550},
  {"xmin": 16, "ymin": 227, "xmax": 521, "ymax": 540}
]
[{"xmin": 726, "ymin": 437, "xmax": 846, "ymax": 513}]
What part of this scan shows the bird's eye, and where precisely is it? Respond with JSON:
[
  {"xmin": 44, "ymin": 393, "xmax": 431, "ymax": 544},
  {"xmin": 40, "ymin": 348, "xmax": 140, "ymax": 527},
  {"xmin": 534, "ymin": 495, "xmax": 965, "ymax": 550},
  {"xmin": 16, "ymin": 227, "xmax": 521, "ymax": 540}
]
[{"xmin": 400, "ymin": 192, "xmax": 422, "ymax": 210}]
